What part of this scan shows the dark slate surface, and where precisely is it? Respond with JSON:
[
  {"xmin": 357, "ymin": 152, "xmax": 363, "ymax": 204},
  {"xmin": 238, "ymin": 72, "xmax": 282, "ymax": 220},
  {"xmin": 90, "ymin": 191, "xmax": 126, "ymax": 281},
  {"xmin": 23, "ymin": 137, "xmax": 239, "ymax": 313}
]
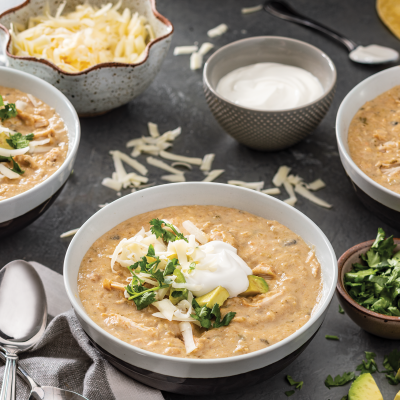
[{"xmin": 2, "ymin": 0, "xmax": 400, "ymax": 398}]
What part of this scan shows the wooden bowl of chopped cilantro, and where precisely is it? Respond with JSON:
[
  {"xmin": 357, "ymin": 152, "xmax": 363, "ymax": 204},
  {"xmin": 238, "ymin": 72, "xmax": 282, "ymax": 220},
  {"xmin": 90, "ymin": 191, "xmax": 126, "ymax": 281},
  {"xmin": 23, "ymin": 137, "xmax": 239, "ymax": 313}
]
[{"xmin": 337, "ymin": 228, "xmax": 400, "ymax": 339}]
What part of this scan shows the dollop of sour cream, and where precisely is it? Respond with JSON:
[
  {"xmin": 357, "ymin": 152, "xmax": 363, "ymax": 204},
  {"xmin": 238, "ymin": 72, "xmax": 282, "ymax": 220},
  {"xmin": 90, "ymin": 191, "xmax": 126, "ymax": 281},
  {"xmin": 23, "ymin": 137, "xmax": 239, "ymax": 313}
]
[
  {"xmin": 216, "ymin": 62, "xmax": 323, "ymax": 111},
  {"xmin": 349, "ymin": 44, "xmax": 399, "ymax": 64},
  {"xmin": 185, "ymin": 241, "xmax": 252, "ymax": 297}
]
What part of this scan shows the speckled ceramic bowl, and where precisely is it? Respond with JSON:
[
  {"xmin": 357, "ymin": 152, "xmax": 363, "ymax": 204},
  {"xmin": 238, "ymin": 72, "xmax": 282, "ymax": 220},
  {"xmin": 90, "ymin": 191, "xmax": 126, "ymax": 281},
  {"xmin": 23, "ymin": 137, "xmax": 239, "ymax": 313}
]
[
  {"xmin": 0, "ymin": 0, "xmax": 173, "ymax": 116},
  {"xmin": 0, "ymin": 66, "xmax": 80, "ymax": 238},
  {"xmin": 203, "ymin": 36, "xmax": 336, "ymax": 151},
  {"xmin": 64, "ymin": 182, "xmax": 337, "ymax": 394},
  {"xmin": 336, "ymin": 66, "xmax": 400, "ymax": 229},
  {"xmin": 337, "ymin": 239, "xmax": 400, "ymax": 339}
]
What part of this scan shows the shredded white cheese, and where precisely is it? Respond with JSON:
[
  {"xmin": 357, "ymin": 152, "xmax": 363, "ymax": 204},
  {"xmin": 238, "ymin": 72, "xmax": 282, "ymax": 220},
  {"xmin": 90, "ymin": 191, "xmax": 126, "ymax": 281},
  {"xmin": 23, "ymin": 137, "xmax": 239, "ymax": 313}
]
[
  {"xmin": 182, "ymin": 220, "xmax": 209, "ymax": 245},
  {"xmin": 60, "ymin": 228, "xmax": 80, "ymax": 238},
  {"xmin": 179, "ymin": 322, "xmax": 197, "ymax": 354},
  {"xmin": 283, "ymin": 180, "xmax": 297, "ymax": 206},
  {"xmin": 27, "ymin": 93, "xmax": 40, "ymax": 107},
  {"xmin": 272, "ymin": 166, "xmax": 291, "ymax": 187},
  {"xmin": 307, "ymin": 179, "xmax": 326, "ymax": 191},
  {"xmin": 161, "ymin": 174, "xmax": 186, "ymax": 182},
  {"xmin": 190, "ymin": 51, "xmax": 203, "ymax": 70},
  {"xmin": 228, "ymin": 180, "xmax": 264, "ymax": 191},
  {"xmin": 102, "ymin": 177, "xmax": 122, "ymax": 191},
  {"xmin": 110, "ymin": 150, "xmax": 148, "ymax": 176},
  {"xmin": 200, "ymin": 153, "xmax": 215, "ymax": 171},
  {"xmin": 15, "ymin": 100, "xmax": 28, "ymax": 111},
  {"xmin": 0, "ymin": 163, "xmax": 20, "ymax": 179},
  {"xmin": 159, "ymin": 150, "xmax": 202, "ymax": 165},
  {"xmin": 198, "ymin": 42, "xmax": 214, "ymax": 56},
  {"xmin": 207, "ymin": 23, "xmax": 228, "ymax": 38},
  {"xmin": 173, "ymin": 46, "xmax": 198, "ymax": 55},
  {"xmin": 241, "ymin": 5, "xmax": 263, "ymax": 14},
  {"xmin": 202, "ymin": 169, "xmax": 224, "ymax": 182},
  {"xmin": 294, "ymin": 183, "xmax": 332, "ymax": 208},
  {"xmin": 261, "ymin": 188, "xmax": 281, "ymax": 195},
  {"xmin": 146, "ymin": 157, "xmax": 185, "ymax": 175},
  {"xmin": 0, "ymin": 146, "xmax": 29, "ymax": 157},
  {"xmin": 147, "ymin": 122, "xmax": 160, "ymax": 138}
]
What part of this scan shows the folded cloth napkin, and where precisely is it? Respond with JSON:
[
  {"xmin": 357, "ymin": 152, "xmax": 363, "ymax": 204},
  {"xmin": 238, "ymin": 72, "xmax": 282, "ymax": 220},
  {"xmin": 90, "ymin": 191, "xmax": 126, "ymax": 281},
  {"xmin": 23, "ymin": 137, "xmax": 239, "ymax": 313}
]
[{"xmin": 0, "ymin": 262, "xmax": 164, "ymax": 400}]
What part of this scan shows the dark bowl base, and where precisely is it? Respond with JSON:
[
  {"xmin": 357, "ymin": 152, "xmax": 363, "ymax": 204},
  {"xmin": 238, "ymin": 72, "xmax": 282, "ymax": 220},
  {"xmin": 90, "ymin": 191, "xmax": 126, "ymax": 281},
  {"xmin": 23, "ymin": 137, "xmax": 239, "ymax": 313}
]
[
  {"xmin": 0, "ymin": 181, "xmax": 67, "ymax": 238},
  {"xmin": 88, "ymin": 330, "xmax": 318, "ymax": 395},
  {"xmin": 350, "ymin": 180, "xmax": 400, "ymax": 230}
]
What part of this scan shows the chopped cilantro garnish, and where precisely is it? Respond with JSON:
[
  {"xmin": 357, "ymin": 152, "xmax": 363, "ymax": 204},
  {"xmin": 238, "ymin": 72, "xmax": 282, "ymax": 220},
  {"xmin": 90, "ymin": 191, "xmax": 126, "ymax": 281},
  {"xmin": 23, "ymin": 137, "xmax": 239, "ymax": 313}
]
[
  {"xmin": 356, "ymin": 351, "xmax": 379, "ymax": 374},
  {"xmin": 0, "ymin": 155, "xmax": 24, "ymax": 175},
  {"xmin": 0, "ymin": 95, "xmax": 17, "ymax": 121},
  {"xmin": 189, "ymin": 262, "xmax": 196, "ymax": 272},
  {"xmin": 286, "ymin": 375, "xmax": 303, "ymax": 389},
  {"xmin": 339, "ymin": 305, "xmax": 345, "ymax": 314},
  {"xmin": 324, "ymin": 372, "xmax": 355, "ymax": 389},
  {"xmin": 344, "ymin": 228, "xmax": 400, "ymax": 316},
  {"xmin": 150, "ymin": 218, "xmax": 188, "ymax": 243},
  {"xmin": 382, "ymin": 349, "xmax": 400, "ymax": 385},
  {"xmin": 284, "ymin": 391, "xmax": 295, "ymax": 397},
  {"xmin": 190, "ymin": 299, "xmax": 236, "ymax": 330},
  {"xmin": 6, "ymin": 132, "xmax": 34, "ymax": 149},
  {"xmin": 325, "ymin": 335, "xmax": 339, "ymax": 341},
  {"xmin": 341, "ymin": 396, "xmax": 348, "ymax": 400}
]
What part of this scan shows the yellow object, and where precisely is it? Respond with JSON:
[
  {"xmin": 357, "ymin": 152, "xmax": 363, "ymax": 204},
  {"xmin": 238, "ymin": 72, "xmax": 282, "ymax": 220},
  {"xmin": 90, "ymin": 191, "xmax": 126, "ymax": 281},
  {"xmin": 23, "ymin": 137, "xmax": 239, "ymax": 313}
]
[
  {"xmin": 348, "ymin": 373, "xmax": 383, "ymax": 400},
  {"xmin": 395, "ymin": 389, "xmax": 400, "ymax": 400},
  {"xmin": 10, "ymin": 2, "xmax": 155, "ymax": 73},
  {"xmin": 0, "ymin": 132, "xmax": 12, "ymax": 149},
  {"xmin": 238, "ymin": 275, "xmax": 269, "ymax": 297},
  {"xmin": 196, "ymin": 286, "xmax": 230, "ymax": 308},
  {"xmin": 395, "ymin": 367, "xmax": 400, "ymax": 380},
  {"xmin": 377, "ymin": 0, "xmax": 400, "ymax": 40}
]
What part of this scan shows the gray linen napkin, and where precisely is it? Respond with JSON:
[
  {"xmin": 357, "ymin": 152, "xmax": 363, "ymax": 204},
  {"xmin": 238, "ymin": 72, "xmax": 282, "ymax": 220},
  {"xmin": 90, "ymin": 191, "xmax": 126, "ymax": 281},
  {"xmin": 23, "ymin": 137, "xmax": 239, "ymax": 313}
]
[{"xmin": 0, "ymin": 262, "xmax": 164, "ymax": 400}]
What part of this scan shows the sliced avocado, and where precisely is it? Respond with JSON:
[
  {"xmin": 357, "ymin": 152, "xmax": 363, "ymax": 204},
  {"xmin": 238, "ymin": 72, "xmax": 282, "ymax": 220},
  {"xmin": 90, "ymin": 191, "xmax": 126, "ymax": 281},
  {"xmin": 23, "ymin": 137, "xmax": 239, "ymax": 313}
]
[
  {"xmin": 238, "ymin": 275, "xmax": 269, "ymax": 297},
  {"xmin": 348, "ymin": 373, "xmax": 383, "ymax": 400},
  {"xmin": 395, "ymin": 389, "xmax": 400, "ymax": 400},
  {"xmin": 169, "ymin": 268, "xmax": 188, "ymax": 305},
  {"xmin": 396, "ymin": 368, "xmax": 400, "ymax": 381},
  {"xmin": 196, "ymin": 286, "xmax": 230, "ymax": 308}
]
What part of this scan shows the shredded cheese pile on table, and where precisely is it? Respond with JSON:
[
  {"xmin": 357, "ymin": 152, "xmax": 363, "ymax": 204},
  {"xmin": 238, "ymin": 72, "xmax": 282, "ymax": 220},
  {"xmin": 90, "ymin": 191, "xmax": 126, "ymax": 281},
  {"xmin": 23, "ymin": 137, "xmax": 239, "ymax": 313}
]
[{"xmin": 10, "ymin": 1, "xmax": 155, "ymax": 73}]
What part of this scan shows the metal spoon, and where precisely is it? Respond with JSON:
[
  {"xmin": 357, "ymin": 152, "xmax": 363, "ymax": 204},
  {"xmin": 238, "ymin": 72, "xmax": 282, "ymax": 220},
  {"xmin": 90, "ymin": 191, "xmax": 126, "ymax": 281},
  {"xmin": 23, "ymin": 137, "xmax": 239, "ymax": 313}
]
[
  {"xmin": 0, "ymin": 260, "xmax": 47, "ymax": 400},
  {"xmin": 264, "ymin": 0, "xmax": 399, "ymax": 64},
  {"xmin": 0, "ymin": 350, "xmax": 87, "ymax": 400}
]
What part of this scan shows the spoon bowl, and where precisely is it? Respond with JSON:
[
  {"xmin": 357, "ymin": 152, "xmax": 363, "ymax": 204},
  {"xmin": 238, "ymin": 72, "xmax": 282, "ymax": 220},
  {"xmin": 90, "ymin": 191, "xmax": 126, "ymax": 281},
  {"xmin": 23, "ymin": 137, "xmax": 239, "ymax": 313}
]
[{"xmin": 0, "ymin": 261, "xmax": 47, "ymax": 400}]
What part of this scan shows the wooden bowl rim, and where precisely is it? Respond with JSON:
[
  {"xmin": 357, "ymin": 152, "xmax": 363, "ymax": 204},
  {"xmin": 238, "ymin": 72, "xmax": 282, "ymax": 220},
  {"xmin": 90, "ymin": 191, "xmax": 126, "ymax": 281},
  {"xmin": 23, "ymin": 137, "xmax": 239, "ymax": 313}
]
[{"xmin": 337, "ymin": 238, "xmax": 400, "ymax": 321}]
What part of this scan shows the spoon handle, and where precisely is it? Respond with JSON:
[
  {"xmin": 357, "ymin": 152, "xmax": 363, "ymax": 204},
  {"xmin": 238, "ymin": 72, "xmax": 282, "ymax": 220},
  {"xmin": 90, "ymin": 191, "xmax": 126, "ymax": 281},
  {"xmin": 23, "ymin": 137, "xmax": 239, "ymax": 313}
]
[
  {"xmin": 0, "ymin": 351, "xmax": 36, "ymax": 390},
  {"xmin": 0, "ymin": 353, "xmax": 18, "ymax": 400},
  {"xmin": 263, "ymin": 0, "xmax": 358, "ymax": 52}
]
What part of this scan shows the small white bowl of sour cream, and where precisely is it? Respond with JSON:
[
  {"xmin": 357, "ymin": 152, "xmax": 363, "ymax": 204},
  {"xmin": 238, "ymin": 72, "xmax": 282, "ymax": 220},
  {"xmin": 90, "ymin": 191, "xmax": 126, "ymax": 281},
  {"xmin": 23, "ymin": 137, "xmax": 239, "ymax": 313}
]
[{"xmin": 203, "ymin": 36, "xmax": 336, "ymax": 151}]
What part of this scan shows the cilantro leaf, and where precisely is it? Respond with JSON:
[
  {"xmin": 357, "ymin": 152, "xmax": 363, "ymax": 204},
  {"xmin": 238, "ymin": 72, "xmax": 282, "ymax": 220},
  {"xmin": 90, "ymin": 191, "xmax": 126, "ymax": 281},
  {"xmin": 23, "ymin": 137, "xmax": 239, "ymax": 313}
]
[
  {"xmin": 284, "ymin": 391, "xmax": 295, "ymax": 397},
  {"xmin": 325, "ymin": 335, "xmax": 339, "ymax": 340},
  {"xmin": 0, "ymin": 95, "xmax": 17, "ymax": 121},
  {"xmin": 211, "ymin": 303, "xmax": 236, "ymax": 328},
  {"xmin": 164, "ymin": 258, "xmax": 179, "ymax": 278},
  {"xmin": 382, "ymin": 350, "xmax": 400, "ymax": 385},
  {"xmin": 6, "ymin": 132, "xmax": 34, "ymax": 149},
  {"xmin": 324, "ymin": 372, "xmax": 355, "ymax": 389},
  {"xmin": 286, "ymin": 375, "xmax": 303, "ymax": 389},
  {"xmin": 339, "ymin": 305, "xmax": 345, "ymax": 314},
  {"xmin": 356, "ymin": 351, "xmax": 378, "ymax": 374},
  {"xmin": 191, "ymin": 299, "xmax": 212, "ymax": 329},
  {"xmin": 133, "ymin": 291, "xmax": 156, "ymax": 310},
  {"xmin": 150, "ymin": 218, "xmax": 188, "ymax": 243},
  {"xmin": 0, "ymin": 155, "xmax": 24, "ymax": 175}
]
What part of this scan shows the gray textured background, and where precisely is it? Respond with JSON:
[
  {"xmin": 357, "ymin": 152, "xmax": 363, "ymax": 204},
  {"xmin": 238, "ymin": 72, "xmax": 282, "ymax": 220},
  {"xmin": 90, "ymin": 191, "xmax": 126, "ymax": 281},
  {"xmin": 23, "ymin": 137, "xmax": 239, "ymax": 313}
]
[{"xmin": 2, "ymin": 0, "xmax": 400, "ymax": 399}]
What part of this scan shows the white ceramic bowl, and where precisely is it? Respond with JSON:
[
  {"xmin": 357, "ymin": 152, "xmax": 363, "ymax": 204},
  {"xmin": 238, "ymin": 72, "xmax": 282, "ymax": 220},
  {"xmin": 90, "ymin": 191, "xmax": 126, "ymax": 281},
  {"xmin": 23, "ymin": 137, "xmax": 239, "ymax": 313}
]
[
  {"xmin": 0, "ymin": 0, "xmax": 173, "ymax": 116},
  {"xmin": 0, "ymin": 66, "xmax": 80, "ymax": 237},
  {"xmin": 64, "ymin": 182, "xmax": 337, "ymax": 394},
  {"xmin": 336, "ymin": 65, "xmax": 400, "ymax": 228}
]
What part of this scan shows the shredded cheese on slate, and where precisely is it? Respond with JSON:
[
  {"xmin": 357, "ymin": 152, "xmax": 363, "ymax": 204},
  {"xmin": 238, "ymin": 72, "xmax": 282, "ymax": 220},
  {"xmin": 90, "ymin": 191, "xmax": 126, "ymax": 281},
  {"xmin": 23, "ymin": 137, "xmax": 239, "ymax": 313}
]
[
  {"xmin": 294, "ymin": 183, "xmax": 332, "ymax": 208},
  {"xmin": 110, "ymin": 150, "xmax": 148, "ymax": 175},
  {"xmin": 200, "ymin": 153, "xmax": 215, "ymax": 171},
  {"xmin": 182, "ymin": 220, "xmax": 209, "ymax": 244},
  {"xmin": 228, "ymin": 180, "xmax": 264, "ymax": 191},
  {"xmin": 0, "ymin": 164, "xmax": 20, "ymax": 179},
  {"xmin": 198, "ymin": 42, "xmax": 214, "ymax": 55},
  {"xmin": 174, "ymin": 46, "xmax": 198, "ymax": 55},
  {"xmin": 207, "ymin": 23, "xmax": 228, "ymax": 37},
  {"xmin": 147, "ymin": 122, "xmax": 160, "ymax": 138},
  {"xmin": 272, "ymin": 165, "xmax": 291, "ymax": 187},
  {"xmin": 283, "ymin": 180, "xmax": 297, "ymax": 206},
  {"xmin": 11, "ymin": 2, "xmax": 155, "ymax": 72},
  {"xmin": 159, "ymin": 150, "xmax": 202, "ymax": 165},
  {"xmin": 261, "ymin": 188, "xmax": 281, "ymax": 195},
  {"xmin": 161, "ymin": 174, "xmax": 186, "ymax": 182},
  {"xmin": 190, "ymin": 51, "xmax": 203, "ymax": 70},
  {"xmin": 307, "ymin": 179, "xmax": 326, "ymax": 191},
  {"xmin": 60, "ymin": 228, "xmax": 80, "ymax": 238},
  {"xmin": 287, "ymin": 174, "xmax": 302, "ymax": 185},
  {"xmin": 146, "ymin": 156, "xmax": 185, "ymax": 175},
  {"xmin": 179, "ymin": 322, "xmax": 197, "ymax": 354},
  {"xmin": 241, "ymin": 5, "xmax": 263, "ymax": 14},
  {"xmin": 202, "ymin": 169, "xmax": 224, "ymax": 182},
  {"xmin": 102, "ymin": 177, "xmax": 122, "ymax": 191}
]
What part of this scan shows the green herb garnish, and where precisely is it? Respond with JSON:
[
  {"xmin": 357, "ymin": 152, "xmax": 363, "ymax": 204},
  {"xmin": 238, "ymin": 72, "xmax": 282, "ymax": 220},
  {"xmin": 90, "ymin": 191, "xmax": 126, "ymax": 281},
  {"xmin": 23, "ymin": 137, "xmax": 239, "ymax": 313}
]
[
  {"xmin": 325, "ymin": 335, "xmax": 339, "ymax": 341},
  {"xmin": 190, "ymin": 299, "xmax": 236, "ymax": 330},
  {"xmin": 0, "ymin": 155, "xmax": 24, "ymax": 175},
  {"xmin": 324, "ymin": 372, "xmax": 355, "ymax": 389},
  {"xmin": 339, "ymin": 305, "xmax": 345, "ymax": 314},
  {"xmin": 150, "ymin": 218, "xmax": 188, "ymax": 243},
  {"xmin": 6, "ymin": 132, "xmax": 34, "ymax": 149},
  {"xmin": 382, "ymin": 349, "xmax": 400, "ymax": 385},
  {"xmin": 0, "ymin": 95, "xmax": 17, "ymax": 121},
  {"xmin": 284, "ymin": 390, "xmax": 295, "ymax": 397},
  {"xmin": 286, "ymin": 375, "xmax": 303, "ymax": 389},
  {"xmin": 344, "ymin": 228, "xmax": 400, "ymax": 316},
  {"xmin": 356, "ymin": 351, "xmax": 379, "ymax": 374}
]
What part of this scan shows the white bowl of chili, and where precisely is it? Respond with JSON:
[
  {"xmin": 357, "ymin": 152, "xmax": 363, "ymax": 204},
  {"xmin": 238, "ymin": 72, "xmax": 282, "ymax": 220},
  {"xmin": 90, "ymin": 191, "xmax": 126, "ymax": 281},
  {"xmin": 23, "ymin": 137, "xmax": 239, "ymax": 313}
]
[{"xmin": 64, "ymin": 182, "xmax": 337, "ymax": 395}]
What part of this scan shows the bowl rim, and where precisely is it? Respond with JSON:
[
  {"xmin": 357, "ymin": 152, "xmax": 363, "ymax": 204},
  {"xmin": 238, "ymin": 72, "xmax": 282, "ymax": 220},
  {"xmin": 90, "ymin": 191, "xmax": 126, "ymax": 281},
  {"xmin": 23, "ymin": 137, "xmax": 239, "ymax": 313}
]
[
  {"xmin": 0, "ymin": 0, "xmax": 174, "ymax": 76},
  {"xmin": 203, "ymin": 35, "xmax": 337, "ymax": 113},
  {"xmin": 337, "ymin": 238, "xmax": 400, "ymax": 321},
  {"xmin": 336, "ymin": 65, "xmax": 400, "ymax": 202},
  {"xmin": 0, "ymin": 65, "xmax": 80, "ymax": 212},
  {"xmin": 64, "ymin": 182, "xmax": 337, "ymax": 365}
]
